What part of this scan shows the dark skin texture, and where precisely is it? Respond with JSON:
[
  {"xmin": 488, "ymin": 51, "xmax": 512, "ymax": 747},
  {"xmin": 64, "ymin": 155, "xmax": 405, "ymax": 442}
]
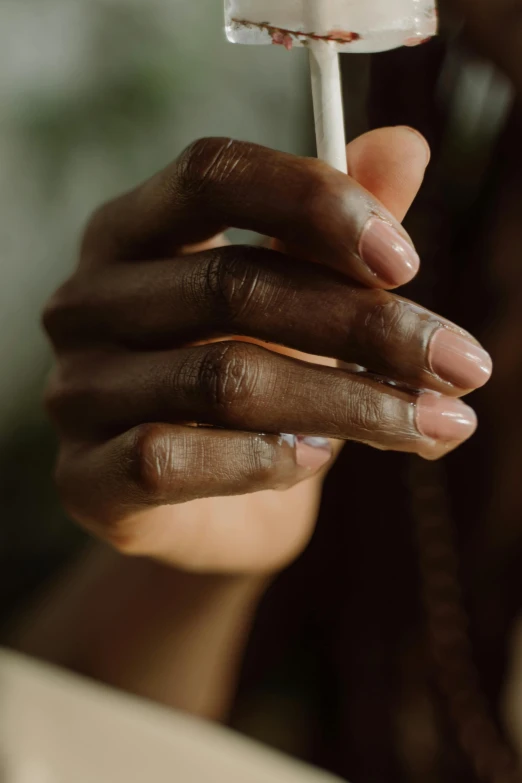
[{"xmin": 42, "ymin": 130, "xmax": 489, "ymax": 571}]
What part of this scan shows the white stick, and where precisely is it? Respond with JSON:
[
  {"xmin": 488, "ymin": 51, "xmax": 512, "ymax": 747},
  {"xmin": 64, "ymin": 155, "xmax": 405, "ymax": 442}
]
[
  {"xmin": 307, "ymin": 1, "xmax": 347, "ymax": 174},
  {"xmin": 308, "ymin": 44, "xmax": 347, "ymax": 174},
  {"xmin": 307, "ymin": 4, "xmax": 363, "ymax": 376}
]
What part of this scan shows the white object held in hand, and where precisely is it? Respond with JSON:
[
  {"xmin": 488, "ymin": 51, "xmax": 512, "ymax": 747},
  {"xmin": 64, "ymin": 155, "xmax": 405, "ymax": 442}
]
[{"xmin": 225, "ymin": 0, "xmax": 438, "ymax": 172}]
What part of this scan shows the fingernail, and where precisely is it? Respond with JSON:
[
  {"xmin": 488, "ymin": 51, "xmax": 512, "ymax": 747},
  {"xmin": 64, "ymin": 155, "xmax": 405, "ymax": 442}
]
[
  {"xmin": 416, "ymin": 395, "xmax": 478, "ymax": 443},
  {"xmin": 295, "ymin": 436, "xmax": 332, "ymax": 472},
  {"xmin": 359, "ymin": 218, "xmax": 420, "ymax": 286},
  {"xmin": 429, "ymin": 328, "xmax": 493, "ymax": 389}
]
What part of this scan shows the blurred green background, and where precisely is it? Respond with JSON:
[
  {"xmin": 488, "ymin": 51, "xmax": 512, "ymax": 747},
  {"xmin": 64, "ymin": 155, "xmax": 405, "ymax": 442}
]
[{"xmin": 0, "ymin": 0, "xmax": 314, "ymax": 627}]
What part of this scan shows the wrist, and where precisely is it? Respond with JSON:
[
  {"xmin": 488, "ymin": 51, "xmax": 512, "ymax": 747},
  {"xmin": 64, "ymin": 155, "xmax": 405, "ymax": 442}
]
[{"xmin": 17, "ymin": 545, "xmax": 272, "ymax": 719}]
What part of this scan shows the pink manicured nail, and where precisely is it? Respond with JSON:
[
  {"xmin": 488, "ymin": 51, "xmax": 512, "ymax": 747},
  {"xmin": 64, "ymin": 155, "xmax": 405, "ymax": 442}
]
[
  {"xmin": 295, "ymin": 436, "xmax": 332, "ymax": 472},
  {"xmin": 358, "ymin": 218, "xmax": 420, "ymax": 286},
  {"xmin": 429, "ymin": 328, "xmax": 493, "ymax": 389},
  {"xmin": 416, "ymin": 395, "xmax": 478, "ymax": 443}
]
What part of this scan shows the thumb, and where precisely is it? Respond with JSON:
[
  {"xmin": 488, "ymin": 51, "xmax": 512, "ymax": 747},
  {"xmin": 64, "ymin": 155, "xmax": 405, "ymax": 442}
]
[
  {"xmin": 273, "ymin": 125, "xmax": 430, "ymax": 256},
  {"xmin": 346, "ymin": 125, "xmax": 431, "ymax": 222}
]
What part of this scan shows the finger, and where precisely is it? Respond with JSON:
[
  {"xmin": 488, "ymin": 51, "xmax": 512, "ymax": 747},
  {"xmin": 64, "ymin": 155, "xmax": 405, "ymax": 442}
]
[
  {"xmin": 48, "ymin": 342, "xmax": 478, "ymax": 459},
  {"xmin": 346, "ymin": 126, "xmax": 431, "ymax": 222},
  {"xmin": 55, "ymin": 426, "xmax": 332, "ymax": 553},
  {"xmin": 270, "ymin": 125, "xmax": 430, "ymax": 265},
  {"xmin": 45, "ymin": 248, "xmax": 492, "ymax": 395},
  {"xmin": 82, "ymin": 136, "xmax": 427, "ymax": 288}
]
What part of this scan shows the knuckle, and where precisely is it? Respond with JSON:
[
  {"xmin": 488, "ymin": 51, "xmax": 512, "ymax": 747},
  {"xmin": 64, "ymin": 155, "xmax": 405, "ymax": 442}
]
[
  {"xmin": 338, "ymin": 381, "xmax": 388, "ymax": 437},
  {"xmin": 176, "ymin": 137, "xmax": 240, "ymax": 198},
  {"xmin": 197, "ymin": 341, "xmax": 261, "ymax": 418},
  {"xmin": 358, "ymin": 388, "xmax": 388, "ymax": 432},
  {"xmin": 52, "ymin": 436, "xmax": 159, "ymax": 558},
  {"xmin": 363, "ymin": 297, "xmax": 414, "ymax": 365},
  {"xmin": 202, "ymin": 249, "xmax": 265, "ymax": 326},
  {"xmin": 248, "ymin": 435, "xmax": 279, "ymax": 484},
  {"xmin": 130, "ymin": 423, "xmax": 180, "ymax": 500},
  {"xmin": 364, "ymin": 297, "xmax": 402, "ymax": 341},
  {"xmin": 354, "ymin": 385, "xmax": 402, "ymax": 439}
]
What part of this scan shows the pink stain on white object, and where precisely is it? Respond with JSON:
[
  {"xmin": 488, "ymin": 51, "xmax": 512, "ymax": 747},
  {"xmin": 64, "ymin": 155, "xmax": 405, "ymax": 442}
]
[
  {"xmin": 327, "ymin": 29, "xmax": 361, "ymax": 43},
  {"xmin": 225, "ymin": 0, "xmax": 439, "ymax": 54},
  {"xmin": 271, "ymin": 30, "xmax": 294, "ymax": 50}
]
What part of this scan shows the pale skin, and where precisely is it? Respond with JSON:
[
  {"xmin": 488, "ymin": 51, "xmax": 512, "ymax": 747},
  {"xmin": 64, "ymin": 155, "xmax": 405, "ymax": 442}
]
[{"xmin": 17, "ymin": 0, "xmax": 518, "ymax": 722}]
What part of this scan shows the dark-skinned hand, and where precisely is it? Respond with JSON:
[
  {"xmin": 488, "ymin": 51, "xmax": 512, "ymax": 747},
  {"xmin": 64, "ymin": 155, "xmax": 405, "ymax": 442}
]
[{"xmin": 43, "ymin": 128, "xmax": 492, "ymax": 572}]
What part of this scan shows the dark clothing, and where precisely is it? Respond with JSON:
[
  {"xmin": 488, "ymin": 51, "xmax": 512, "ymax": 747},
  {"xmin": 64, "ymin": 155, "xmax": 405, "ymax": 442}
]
[{"xmin": 235, "ymin": 41, "xmax": 522, "ymax": 783}]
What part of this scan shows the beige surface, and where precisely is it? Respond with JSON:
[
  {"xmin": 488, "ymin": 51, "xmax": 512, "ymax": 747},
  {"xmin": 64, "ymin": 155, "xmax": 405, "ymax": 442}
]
[{"xmin": 0, "ymin": 648, "xmax": 344, "ymax": 783}]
